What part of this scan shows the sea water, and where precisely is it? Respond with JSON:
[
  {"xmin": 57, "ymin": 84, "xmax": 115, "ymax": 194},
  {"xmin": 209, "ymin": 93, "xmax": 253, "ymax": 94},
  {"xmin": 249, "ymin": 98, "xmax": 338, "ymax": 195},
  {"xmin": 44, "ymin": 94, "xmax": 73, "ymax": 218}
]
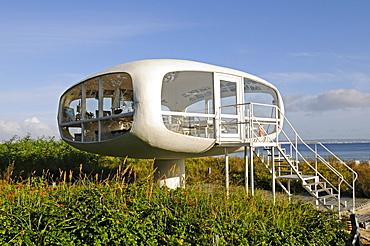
[{"xmin": 283, "ymin": 142, "xmax": 370, "ymax": 161}]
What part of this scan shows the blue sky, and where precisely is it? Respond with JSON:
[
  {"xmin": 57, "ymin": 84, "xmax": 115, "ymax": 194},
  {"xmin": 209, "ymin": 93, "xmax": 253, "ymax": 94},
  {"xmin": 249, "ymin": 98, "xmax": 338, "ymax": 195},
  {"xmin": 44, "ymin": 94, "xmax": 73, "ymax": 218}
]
[{"xmin": 1, "ymin": 1, "xmax": 370, "ymax": 141}]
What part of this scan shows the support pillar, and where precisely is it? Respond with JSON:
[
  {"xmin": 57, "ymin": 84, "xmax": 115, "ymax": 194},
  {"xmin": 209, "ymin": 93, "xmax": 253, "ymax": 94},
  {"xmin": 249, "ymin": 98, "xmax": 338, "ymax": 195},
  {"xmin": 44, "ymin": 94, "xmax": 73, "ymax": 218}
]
[
  {"xmin": 250, "ymin": 147, "xmax": 255, "ymax": 196},
  {"xmin": 244, "ymin": 146, "xmax": 249, "ymax": 194},
  {"xmin": 225, "ymin": 148, "xmax": 230, "ymax": 196},
  {"xmin": 154, "ymin": 159, "xmax": 185, "ymax": 189}
]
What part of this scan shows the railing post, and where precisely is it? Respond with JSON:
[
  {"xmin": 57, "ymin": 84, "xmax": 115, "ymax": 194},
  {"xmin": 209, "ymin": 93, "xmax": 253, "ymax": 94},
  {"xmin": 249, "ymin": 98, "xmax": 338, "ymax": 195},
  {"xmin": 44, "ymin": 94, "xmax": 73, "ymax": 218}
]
[
  {"xmin": 250, "ymin": 104, "xmax": 254, "ymax": 139},
  {"xmin": 272, "ymin": 147, "xmax": 276, "ymax": 204},
  {"xmin": 295, "ymin": 134, "xmax": 298, "ymax": 164},
  {"xmin": 338, "ymin": 177, "xmax": 341, "ymax": 216},
  {"xmin": 353, "ymin": 173, "xmax": 356, "ymax": 214},
  {"xmin": 225, "ymin": 147, "xmax": 229, "ymax": 197},
  {"xmin": 275, "ymin": 105, "xmax": 279, "ymax": 145},
  {"xmin": 248, "ymin": 104, "xmax": 252, "ymax": 140},
  {"xmin": 315, "ymin": 143, "xmax": 318, "ymax": 177}
]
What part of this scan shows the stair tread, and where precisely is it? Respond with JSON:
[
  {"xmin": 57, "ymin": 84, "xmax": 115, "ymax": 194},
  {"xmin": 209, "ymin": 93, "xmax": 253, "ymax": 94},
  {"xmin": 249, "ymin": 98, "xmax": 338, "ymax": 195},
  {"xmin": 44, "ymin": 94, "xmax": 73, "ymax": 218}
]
[
  {"xmin": 304, "ymin": 182, "xmax": 325, "ymax": 186},
  {"xmin": 319, "ymin": 194, "xmax": 338, "ymax": 199},
  {"xmin": 311, "ymin": 188, "xmax": 331, "ymax": 193},
  {"xmin": 277, "ymin": 174, "xmax": 318, "ymax": 180}
]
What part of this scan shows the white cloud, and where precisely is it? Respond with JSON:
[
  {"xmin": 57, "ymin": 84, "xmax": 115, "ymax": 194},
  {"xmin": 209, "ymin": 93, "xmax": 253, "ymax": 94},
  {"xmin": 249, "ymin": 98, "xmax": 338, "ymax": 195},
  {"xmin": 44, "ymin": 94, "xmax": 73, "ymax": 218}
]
[
  {"xmin": 0, "ymin": 117, "xmax": 59, "ymax": 141},
  {"xmin": 0, "ymin": 119, "xmax": 22, "ymax": 138},
  {"xmin": 24, "ymin": 117, "xmax": 40, "ymax": 124},
  {"xmin": 284, "ymin": 89, "xmax": 370, "ymax": 112},
  {"xmin": 285, "ymin": 108, "xmax": 370, "ymax": 140},
  {"xmin": 23, "ymin": 117, "xmax": 57, "ymax": 136}
]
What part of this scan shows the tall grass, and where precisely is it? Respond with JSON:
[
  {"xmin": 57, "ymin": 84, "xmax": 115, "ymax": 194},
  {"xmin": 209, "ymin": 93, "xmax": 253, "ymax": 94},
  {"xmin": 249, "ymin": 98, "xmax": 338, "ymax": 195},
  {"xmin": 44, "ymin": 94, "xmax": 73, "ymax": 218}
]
[
  {"xmin": 0, "ymin": 171, "xmax": 349, "ymax": 245},
  {"xmin": 1, "ymin": 135, "xmax": 370, "ymax": 197},
  {"xmin": 0, "ymin": 136, "xmax": 353, "ymax": 244}
]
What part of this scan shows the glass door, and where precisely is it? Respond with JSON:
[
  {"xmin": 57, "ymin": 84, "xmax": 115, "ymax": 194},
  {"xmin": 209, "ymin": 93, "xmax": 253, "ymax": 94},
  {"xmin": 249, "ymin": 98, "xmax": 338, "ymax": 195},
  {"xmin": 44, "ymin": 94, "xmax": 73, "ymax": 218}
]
[{"xmin": 214, "ymin": 73, "xmax": 243, "ymax": 141}]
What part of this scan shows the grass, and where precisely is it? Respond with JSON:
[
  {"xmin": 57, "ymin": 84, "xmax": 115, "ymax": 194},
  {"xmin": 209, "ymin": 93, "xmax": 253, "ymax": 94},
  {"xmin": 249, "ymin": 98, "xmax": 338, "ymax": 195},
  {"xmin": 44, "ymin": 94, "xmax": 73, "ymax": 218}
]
[
  {"xmin": 0, "ymin": 169, "xmax": 349, "ymax": 245},
  {"xmin": 0, "ymin": 135, "xmax": 359, "ymax": 244}
]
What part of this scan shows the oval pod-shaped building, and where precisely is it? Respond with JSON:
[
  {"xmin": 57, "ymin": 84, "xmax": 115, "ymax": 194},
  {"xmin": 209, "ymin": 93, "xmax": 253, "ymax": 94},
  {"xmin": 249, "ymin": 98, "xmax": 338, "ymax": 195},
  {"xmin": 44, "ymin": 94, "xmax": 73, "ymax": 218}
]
[{"xmin": 58, "ymin": 59, "xmax": 284, "ymax": 188}]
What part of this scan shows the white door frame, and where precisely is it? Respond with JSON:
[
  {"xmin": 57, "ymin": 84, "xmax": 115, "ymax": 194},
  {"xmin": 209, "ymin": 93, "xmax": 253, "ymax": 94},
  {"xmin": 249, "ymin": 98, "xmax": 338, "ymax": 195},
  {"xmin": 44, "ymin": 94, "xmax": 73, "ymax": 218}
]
[{"xmin": 214, "ymin": 73, "xmax": 243, "ymax": 142}]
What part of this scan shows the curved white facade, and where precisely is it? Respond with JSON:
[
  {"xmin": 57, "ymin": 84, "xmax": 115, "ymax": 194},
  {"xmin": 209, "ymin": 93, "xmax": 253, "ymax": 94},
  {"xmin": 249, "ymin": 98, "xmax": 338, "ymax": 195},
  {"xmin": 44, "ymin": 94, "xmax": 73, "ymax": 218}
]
[{"xmin": 58, "ymin": 59, "xmax": 284, "ymax": 159}]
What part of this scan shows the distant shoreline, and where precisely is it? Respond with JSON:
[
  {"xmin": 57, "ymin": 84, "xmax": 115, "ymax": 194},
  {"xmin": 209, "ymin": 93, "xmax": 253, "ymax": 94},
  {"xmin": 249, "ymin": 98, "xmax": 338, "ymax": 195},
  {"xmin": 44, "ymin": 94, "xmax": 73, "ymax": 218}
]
[{"xmin": 304, "ymin": 139, "xmax": 370, "ymax": 144}]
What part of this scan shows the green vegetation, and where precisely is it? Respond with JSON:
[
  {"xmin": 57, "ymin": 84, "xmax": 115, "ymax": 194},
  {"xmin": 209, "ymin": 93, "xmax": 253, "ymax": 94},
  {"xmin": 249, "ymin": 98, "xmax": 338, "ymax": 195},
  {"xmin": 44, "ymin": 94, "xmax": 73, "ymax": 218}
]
[
  {"xmin": 0, "ymin": 176, "xmax": 348, "ymax": 245},
  {"xmin": 0, "ymin": 135, "xmax": 365, "ymax": 244},
  {"xmin": 0, "ymin": 135, "xmax": 368, "ymax": 197}
]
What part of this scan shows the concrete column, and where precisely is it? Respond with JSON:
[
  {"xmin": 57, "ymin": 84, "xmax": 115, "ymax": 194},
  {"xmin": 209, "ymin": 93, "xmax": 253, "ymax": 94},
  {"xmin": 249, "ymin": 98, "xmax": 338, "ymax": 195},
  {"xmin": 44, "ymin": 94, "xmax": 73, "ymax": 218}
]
[
  {"xmin": 154, "ymin": 159, "xmax": 185, "ymax": 189},
  {"xmin": 244, "ymin": 146, "xmax": 249, "ymax": 194}
]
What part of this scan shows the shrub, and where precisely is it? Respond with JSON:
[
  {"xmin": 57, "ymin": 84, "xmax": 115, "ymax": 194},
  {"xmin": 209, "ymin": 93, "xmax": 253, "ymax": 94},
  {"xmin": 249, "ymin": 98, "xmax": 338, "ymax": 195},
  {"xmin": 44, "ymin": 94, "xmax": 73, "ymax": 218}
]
[{"xmin": 0, "ymin": 178, "xmax": 349, "ymax": 245}]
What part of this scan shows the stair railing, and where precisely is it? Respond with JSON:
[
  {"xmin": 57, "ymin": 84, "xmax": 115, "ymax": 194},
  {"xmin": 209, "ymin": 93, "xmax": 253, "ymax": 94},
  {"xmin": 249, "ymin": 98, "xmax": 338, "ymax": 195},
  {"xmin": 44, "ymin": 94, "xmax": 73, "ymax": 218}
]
[
  {"xmin": 273, "ymin": 106, "xmax": 357, "ymax": 212},
  {"xmin": 245, "ymin": 103, "xmax": 357, "ymax": 213},
  {"xmin": 316, "ymin": 142, "xmax": 358, "ymax": 212},
  {"xmin": 217, "ymin": 102, "xmax": 357, "ymax": 212}
]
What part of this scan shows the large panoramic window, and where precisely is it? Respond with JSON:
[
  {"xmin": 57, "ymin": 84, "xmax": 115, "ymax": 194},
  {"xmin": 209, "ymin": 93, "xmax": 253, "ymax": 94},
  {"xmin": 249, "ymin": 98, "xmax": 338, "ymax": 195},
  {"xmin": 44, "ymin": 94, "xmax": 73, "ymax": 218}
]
[
  {"xmin": 243, "ymin": 78, "xmax": 278, "ymax": 136},
  {"xmin": 59, "ymin": 73, "xmax": 134, "ymax": 142},
  {"xmin": 244, "ymin": 78, "xmax": 277, "ymax": 118},
  {"xmin": 161, "ymin": 71, "xmax": 215, "ymax": 138},
  {"xmin": 101, "ymin": 73, "xmax": 134, "ymax": 115}
]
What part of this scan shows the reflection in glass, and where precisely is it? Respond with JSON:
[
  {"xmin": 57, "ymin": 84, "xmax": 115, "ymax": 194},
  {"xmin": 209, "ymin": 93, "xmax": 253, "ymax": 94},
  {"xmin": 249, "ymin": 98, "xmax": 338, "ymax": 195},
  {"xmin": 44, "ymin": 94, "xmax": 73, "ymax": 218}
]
[
  {"xmin": 161, "ymin": 71, "xmax": 214, "ymax": 113},
  {"xmin": 102, "ymin": 73, "xmax": 134, "ymax": 115},
  {"xmin": 243, "ymin": 78, "xmax": 277, "ymax": 118},
  {"xmin": 162, "ymin": 115, "xmax": 214, "ymax": 138},
  {"xmin": 161, "ymin": 71, "xmax": 215, "ymax": 138},
  {"xmin": 60, "ymin": 84, "xmax": 81, "ymax": 123},
  {"xmin": 61, "ymin": 125, "xmax": 82, "ymax": 141},
  {"xmin": 220, "ymin": 80, "xmax": 237, "ymax": 115},
  {"xmin": 100, "ymin": 116, "xmax": 133, "ymax": 140},
  {"xmin": 85, "ymin": 78, "xmax": 99, "ymax": 119},
  {"xmin": 83, "ymin": 121, "xmax": 98, "ymax": 142},
  {"xmin": 59, "ymin": 73, "xmax": 134, "ymax": 142}
]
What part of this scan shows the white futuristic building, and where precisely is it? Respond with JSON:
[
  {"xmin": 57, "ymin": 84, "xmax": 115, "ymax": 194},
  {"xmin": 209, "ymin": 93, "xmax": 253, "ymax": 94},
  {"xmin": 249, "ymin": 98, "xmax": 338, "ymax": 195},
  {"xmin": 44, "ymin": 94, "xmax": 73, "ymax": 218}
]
[
  {"xmin": 58, "ymin": 59, "xmax": 356, "ymax": 214},
  {"xmin": 58, "ymin": 59, "xmax": 283, "ymax": 186}
]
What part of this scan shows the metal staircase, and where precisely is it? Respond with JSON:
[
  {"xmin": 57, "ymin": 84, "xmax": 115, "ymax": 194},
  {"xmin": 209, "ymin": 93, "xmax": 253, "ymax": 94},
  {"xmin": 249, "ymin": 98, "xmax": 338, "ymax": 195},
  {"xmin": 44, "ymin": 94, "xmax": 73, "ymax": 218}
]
[
  {"xmin": 217, "ymin": 102, "xmax": 358, "ymax": 214},
  {"xmin": 253, "ymin": 111, "xmax": 358, "ymax": 214}
]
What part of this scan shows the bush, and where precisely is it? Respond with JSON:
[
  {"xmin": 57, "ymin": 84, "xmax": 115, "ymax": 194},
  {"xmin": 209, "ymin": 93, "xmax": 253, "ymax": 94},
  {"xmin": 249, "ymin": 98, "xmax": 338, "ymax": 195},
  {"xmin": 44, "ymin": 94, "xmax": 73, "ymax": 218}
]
[
  {"xmin": 0, "ymin": 178, "xmax": 349, "ymax": 245},
  {"xmin": 1, "ymin": 135, "xmax": 370, "ymax": 199}
]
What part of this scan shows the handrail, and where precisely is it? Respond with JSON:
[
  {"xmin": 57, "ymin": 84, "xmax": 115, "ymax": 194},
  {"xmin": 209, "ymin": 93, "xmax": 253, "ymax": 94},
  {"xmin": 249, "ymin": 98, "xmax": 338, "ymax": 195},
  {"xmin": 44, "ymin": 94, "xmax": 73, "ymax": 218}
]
[
  {"xmin": 162, "ymin": 102, "xmax": 357, "ymax": 212},
  {"xmin": 277, "ymin": 108, "xmax": 355, "ymax": 189},
  {"xmin": 217, "ymin": 102, "xmax": 357, "ymax": 212},
  {"xmin": 317, "ymin": 142, "xmax": 358, "ymax": 212},
  {"xmin": 317, "ymin": 142, "xmax": 358, "ymax": 184},
  {"xmin": 273, "ymin": 105, "xmax": 357, "ymax": 212}
]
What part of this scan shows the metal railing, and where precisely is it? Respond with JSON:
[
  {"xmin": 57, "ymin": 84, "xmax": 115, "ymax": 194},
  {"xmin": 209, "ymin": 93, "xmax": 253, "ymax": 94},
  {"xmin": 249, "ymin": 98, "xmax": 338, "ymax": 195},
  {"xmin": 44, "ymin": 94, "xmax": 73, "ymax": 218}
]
[
  {"xmin": 216, "ymin": 102, "xmax": 358, "ymax": 213},
  {"xmin": 274, "ymin": 107, "xmax": 357, "ymax": 213},
  {"xmin": 161, "ymin": 103, "xmax": 357, "ymax": 213}
]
